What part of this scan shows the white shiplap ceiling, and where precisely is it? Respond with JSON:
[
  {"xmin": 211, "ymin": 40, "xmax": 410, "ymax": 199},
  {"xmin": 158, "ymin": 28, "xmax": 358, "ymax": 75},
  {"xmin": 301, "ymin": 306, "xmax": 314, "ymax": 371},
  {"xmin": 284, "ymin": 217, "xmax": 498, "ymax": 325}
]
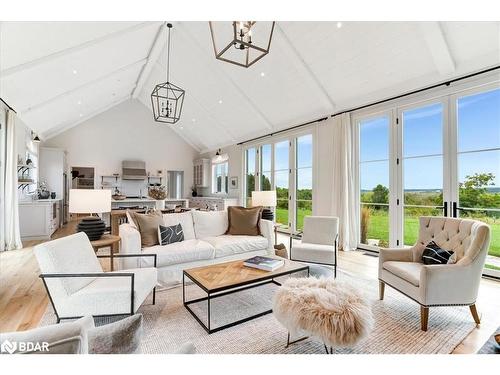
[{"xmin": 1, "ymin": 21, "xmax": 499, "ymax": 152}]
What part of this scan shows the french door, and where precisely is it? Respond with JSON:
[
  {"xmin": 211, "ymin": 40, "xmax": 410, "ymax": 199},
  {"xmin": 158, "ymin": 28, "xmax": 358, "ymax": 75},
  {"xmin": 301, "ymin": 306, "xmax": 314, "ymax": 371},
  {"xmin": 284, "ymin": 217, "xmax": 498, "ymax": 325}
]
[
  {"xmin": 357, "ymin": 83, "xmax": 500, "ymax": 276},
  {"xmin": 243, "ymin": 132, "xmax": 314, "ymax": 233}
]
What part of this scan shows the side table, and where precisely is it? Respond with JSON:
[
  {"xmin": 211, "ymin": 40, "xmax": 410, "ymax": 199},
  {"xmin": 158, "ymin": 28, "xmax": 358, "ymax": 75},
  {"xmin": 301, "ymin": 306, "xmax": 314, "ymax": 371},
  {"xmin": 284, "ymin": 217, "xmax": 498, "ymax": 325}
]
[{"xmin": 90, "ymin": 234, "xmax": 121, "ymax": 271}]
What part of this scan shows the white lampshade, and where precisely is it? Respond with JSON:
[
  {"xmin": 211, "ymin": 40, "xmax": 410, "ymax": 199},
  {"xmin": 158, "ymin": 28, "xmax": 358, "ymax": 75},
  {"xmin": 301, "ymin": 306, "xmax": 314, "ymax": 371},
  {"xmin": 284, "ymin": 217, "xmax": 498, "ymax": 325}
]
[
  {"xmin": 69, "ymin": 189, "xmax": 111, "ymax": 214},
  {"xmin": 251, "ymin": 190, "xmax": 277, "ymax": 207}
]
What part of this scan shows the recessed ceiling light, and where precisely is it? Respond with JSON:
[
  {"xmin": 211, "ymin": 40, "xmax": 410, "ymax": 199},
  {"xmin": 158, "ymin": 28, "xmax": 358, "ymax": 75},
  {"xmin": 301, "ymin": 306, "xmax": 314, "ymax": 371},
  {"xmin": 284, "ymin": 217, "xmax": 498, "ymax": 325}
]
[
  {"xmin": 218, "ymin": 99, "xmax": 223, "ymax": 104},
  {"xmin": 180, "ymin": 126, "xmax": 184, "ymax": 129},
  {"xmin": 192, "ymin": 118, "xmax": 196, "ymax": 122},
  {"xmin": 336, "ymin": 22, "xmax": 342, "ymax": 29},
  {"xmin": 77, "ymin": 100, "xmax": 82, "ymax": 105},
  {"xmin": 79, "ymin": 113, "xmax": 83, "ymax": 117},
  {"xmin": 72, "ymin": 69, "xmax": 78, "ymax": 74},
  {"xmin": 260, "ymin": 72, "xmax": 265, "ymax": 77}
]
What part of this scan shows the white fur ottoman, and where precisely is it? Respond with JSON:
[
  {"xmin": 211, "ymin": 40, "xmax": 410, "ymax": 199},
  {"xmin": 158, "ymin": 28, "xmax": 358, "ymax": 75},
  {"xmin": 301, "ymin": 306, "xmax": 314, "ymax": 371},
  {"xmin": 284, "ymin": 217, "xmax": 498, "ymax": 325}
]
[{"xmin": 273, "ymin": 277, "xmax": 373, "ymax": 352}]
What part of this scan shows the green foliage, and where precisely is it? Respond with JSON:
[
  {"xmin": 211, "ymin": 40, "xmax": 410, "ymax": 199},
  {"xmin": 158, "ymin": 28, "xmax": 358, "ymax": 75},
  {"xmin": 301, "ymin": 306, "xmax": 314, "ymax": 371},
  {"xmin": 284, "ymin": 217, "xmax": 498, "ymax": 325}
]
[
  {"xmin": 459, "ymin": 173, "xmax": 500, "ymax": 212},
  {"xmin": 372, "ymin": 184, "xmax": 389, "ymax": 204}
]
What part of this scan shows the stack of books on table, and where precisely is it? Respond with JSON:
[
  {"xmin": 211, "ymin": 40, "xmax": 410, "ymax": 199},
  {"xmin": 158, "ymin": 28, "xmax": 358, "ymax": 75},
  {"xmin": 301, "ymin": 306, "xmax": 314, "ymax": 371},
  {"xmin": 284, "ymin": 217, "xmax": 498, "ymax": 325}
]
[{"xmin": 243, "ymin": 256, "xmax": 284, "ymax": 272}]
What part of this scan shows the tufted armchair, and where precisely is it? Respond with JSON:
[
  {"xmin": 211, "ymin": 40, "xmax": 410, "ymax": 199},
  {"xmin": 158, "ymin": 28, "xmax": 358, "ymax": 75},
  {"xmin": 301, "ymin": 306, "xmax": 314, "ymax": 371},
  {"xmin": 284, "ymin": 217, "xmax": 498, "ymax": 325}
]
[{"xmin": 378, "ymin": 216, "xmax": 490, "ymax": 331}]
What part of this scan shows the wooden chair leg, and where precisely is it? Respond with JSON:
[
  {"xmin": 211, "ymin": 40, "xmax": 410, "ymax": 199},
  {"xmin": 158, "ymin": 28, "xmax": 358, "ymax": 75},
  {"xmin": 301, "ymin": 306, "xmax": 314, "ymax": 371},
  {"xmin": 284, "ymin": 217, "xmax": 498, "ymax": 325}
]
[
  {"xmin": 379, "ymin": 281, "xmax": 385, "ymax": 300},
  {"xmin": 469, "ymin": 304, "xmax": 480, "ymax": 325},
  {"xmin": 420, "ymin": 306, "xmax": 429, "ymax": 331}
]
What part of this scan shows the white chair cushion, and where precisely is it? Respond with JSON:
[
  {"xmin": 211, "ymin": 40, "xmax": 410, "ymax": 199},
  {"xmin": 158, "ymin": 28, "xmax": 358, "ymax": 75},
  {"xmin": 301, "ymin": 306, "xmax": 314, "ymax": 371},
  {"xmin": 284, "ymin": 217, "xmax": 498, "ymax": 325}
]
[
  {"xmin": 142, "ymin": 239, "xmax": 215, "ymax": 267},
  {"xmin": 192, "ymin": 210, "xmax": 228, "ymax": 238},
  {"xmin": 203, "ymin": 235, "xmax": 268, "ymax": 258},
  {"xmin": 61, "ymin": 267, "xmax": 157, "ymax": 317},
  {"xmin": 302, "ymin": 216, "xmax": 339, "ymax": 246},
  {"xmin": 162, "ymin": 212, "xmax": 195, "ymax": 240},
  {"xmin": 291, "ymin": 242, "xmax": 335, "ymax": 264},
  {"xmin": 34, "ymin": 232, "xmax": 103, "ymax": 295},
  {"xmin": 382, "ymin": 261, "xmax": 423, "ymax": 287}
]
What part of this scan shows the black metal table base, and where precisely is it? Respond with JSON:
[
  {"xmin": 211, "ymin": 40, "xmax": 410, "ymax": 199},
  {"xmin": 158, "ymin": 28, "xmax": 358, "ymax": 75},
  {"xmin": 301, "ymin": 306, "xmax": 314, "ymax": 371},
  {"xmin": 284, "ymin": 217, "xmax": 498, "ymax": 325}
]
[{"xmin": 183, "ymin": 267, "xmax": 309, "ymax": 334}]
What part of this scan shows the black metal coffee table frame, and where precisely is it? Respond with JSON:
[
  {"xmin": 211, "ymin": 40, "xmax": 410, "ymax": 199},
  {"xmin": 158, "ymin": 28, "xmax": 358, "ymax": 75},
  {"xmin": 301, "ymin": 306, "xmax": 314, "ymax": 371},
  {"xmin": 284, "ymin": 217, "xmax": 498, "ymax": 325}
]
[{"xmin": 182, "ymin": 265, "xmax": 309, "ymax": 334}]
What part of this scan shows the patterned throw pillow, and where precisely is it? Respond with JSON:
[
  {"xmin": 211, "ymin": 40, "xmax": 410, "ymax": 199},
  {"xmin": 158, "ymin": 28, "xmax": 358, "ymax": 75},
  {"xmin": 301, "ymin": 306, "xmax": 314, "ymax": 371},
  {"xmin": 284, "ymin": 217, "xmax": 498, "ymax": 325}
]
[
  {"xmin": 422, "ymin": 241, "xmax": 456, "ymax": 265},
  {"xmin": 158, "ymin": 223, "xmax": 184, "ymax": 246}
]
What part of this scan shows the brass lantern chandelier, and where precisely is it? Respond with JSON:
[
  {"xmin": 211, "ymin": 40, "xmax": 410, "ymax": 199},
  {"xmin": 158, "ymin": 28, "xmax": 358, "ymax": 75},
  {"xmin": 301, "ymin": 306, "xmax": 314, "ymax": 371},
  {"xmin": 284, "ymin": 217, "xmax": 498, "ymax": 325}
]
[
  {"xmin": 151, "ymin": 23, "xmax": 185, "ymax": 124},
  {"xmin": 209, "ymin": 21, "xmax": 275, "ymax": 68}
]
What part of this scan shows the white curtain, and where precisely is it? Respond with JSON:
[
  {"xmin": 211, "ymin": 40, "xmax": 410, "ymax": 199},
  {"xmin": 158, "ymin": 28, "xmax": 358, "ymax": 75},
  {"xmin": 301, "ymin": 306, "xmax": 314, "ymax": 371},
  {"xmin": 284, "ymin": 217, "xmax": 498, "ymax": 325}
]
[
  {"xmin": 331, "ymin": 113, "xmax": 359, "ymax": 251},
  {"xmin": 3, "ymin": 110, "xmax": 22, "ymax": 251}
]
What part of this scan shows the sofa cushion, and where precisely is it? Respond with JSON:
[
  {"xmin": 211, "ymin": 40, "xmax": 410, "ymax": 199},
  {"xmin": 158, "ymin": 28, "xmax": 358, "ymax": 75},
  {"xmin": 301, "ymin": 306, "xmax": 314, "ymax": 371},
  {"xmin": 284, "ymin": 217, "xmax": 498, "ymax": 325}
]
[
  {"xmin": 143, "ymin": 239, "xmax": 215, "ymax": 267},
  {"xmin": 203, "ymin": 235, "xmax": 268, "ymax": 258},
  {"xmin": 383, "ymin": 261, "xmax": 423, "ymax": 287},
  {"xmin": 158, "ymin": 224, "xmax": 184, "ymax": 246},
  {"xmin": 162, "ymin": 212, "xmax": 195, "ymax": 240},
  {"xmin": 226, "ymin": 206, "xmax": 262, "ymax": 236},
  {"xmin": 192, "ymin": 210, "xmax": 228, "ymax": 238},
  {"xmin": 129, "ymin": 210, "xmax": 164, "ymax": 247}
]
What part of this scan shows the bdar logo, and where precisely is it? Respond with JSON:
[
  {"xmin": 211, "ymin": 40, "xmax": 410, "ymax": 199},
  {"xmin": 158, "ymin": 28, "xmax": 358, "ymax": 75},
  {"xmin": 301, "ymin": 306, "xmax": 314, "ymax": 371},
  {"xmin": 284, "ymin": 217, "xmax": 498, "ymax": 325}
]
[{"xmin": 1, "ymin": 339, "xmax": 17, "ymax": 354}]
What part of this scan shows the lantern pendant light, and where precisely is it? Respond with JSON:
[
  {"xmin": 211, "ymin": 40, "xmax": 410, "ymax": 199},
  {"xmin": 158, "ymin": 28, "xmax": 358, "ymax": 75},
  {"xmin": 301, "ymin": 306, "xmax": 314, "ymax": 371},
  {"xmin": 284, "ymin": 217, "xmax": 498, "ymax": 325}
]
[{"xmin": 151, "ymin": 23, "xmax": 185, "ymax": 124}]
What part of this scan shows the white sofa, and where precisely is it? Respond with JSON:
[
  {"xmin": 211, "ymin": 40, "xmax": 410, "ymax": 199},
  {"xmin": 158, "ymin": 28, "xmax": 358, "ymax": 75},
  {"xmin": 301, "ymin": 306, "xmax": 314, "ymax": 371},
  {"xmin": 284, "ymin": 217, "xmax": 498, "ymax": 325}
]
[{"xmin": 120, "ymin": 210, "xmax": 274, "ymax": 285}]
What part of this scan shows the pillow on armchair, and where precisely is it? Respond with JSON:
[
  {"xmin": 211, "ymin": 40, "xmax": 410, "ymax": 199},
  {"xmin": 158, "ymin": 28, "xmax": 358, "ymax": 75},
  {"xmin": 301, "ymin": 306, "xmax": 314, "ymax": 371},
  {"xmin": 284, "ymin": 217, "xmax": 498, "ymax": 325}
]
[{"xmin": 421, "ymin": 241, "xmax": 457, "ymax": 265}]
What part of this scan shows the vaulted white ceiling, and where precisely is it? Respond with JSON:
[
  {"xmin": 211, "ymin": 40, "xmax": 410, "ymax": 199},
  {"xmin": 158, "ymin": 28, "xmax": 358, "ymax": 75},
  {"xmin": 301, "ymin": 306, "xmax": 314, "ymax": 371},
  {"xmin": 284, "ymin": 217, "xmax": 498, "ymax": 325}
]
[{"xmin": 1, "ymin": 21, "xmax": 499, "ymax": 152}]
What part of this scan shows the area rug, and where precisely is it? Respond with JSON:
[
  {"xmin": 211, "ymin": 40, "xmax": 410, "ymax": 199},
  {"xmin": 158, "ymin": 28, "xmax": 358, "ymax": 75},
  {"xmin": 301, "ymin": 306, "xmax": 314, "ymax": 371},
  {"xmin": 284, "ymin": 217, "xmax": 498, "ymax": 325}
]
[{"xmin": 39, "ymin": 270, "xmax": 476, "ymax": 354}]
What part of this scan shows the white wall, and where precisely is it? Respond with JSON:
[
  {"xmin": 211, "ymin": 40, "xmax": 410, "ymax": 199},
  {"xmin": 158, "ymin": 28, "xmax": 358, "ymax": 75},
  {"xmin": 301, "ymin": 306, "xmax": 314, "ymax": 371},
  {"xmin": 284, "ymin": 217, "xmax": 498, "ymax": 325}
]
[
  {"xmin": 43, "ymin": 99, "xmax": 198, "ymax": 198},
  {"xmin": 197, "ymin": 144, "xmax": 243, "ymax": 203}
]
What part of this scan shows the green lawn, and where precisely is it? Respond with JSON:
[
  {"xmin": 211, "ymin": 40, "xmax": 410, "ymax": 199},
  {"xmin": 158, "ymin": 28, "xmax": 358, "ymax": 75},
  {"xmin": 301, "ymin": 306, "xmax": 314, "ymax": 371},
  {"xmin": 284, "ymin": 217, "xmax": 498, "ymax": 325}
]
[
  {"xmin": 275, "ymin": 207, "xmax": 311, "ymax": 231},
  {"xmin": 366, "ymin": 210, "xmax": 500, "ymax": 258}
]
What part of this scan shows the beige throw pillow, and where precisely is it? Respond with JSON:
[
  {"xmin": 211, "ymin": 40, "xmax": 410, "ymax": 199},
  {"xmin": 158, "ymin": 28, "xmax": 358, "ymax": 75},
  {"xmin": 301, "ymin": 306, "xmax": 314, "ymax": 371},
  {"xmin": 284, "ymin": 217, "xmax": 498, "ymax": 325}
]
[
  {"xmin": 226, "ymin": 206, "xmax": 262, "ymax": 236},
  {"xmin": 129, "ymin": 210, "xmax": 164, "ymax": 247}
]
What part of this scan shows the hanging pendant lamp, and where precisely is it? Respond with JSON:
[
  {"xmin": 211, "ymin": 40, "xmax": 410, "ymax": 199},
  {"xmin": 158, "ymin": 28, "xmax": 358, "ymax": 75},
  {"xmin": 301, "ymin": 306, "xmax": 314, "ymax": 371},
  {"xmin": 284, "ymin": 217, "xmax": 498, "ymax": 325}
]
[
  {"xmin": 209, "ymin": 21, "xmax": 275, "ymax": 68},
  {"xmin": 151, "ymin": 23, "xmax": 185, "ymax": 124}
]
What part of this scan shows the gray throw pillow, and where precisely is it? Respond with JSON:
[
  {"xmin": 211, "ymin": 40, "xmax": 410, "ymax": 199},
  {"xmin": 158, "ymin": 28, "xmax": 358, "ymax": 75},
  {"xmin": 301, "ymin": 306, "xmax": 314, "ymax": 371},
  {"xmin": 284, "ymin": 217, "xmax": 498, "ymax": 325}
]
[
  {"xmin": 158, "ymin": 223, "xmax": 184, "ymax": 245},
  {"xmin": 87, "ymin": 314, "xmax": 143, "ymax": 354}
]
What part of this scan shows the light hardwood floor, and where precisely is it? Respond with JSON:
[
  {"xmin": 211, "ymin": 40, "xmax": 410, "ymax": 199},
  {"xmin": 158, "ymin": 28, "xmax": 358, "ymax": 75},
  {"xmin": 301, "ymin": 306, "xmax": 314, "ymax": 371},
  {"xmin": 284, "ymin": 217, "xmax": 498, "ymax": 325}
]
[{"xmin": 0, "ymin": 224, "xmax": 498, "ymax": 354}]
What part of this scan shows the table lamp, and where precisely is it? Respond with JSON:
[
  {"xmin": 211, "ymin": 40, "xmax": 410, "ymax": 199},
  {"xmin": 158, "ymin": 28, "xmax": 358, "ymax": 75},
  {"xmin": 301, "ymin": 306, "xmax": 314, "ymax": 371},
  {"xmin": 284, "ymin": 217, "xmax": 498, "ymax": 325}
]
[
  {"xmin": 251, "ymin": 190, "xmax": 277, "ymax": 221},
  {"xmin": 69, "ymin": 189, "xmax": 111, "ymax": 240}
]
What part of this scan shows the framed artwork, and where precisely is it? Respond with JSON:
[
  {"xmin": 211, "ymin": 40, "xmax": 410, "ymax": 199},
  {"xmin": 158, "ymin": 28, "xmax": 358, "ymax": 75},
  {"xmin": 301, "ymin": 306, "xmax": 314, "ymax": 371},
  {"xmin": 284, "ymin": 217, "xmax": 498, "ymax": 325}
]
[{"xmin": 229, "ymin": 176, "xmax": 238, "ymax": 189}]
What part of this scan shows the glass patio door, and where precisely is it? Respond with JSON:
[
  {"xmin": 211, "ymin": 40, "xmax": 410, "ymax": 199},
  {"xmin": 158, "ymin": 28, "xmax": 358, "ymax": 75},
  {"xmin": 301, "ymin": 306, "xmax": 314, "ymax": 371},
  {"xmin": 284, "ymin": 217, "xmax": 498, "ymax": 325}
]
[
  {"xmin": 358, "ymin": 113, "xmax": 393, "ymax": 249},
  {"xmin": 452, "ymin": 87, "xmax": 500, "ymax": 276},
  {"xmin": 398, "ymin": 100, "xmax": 448, "ymax": 246}
]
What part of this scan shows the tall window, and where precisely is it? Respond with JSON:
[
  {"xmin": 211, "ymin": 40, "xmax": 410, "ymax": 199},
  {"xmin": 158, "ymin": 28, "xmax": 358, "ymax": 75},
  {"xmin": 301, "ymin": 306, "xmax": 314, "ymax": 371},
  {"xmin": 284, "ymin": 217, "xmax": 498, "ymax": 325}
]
[
  {"xmin": 356, "ymin": 83, "xmax": 499, "ymax": 277},
  {"xmin": 274, "ymin": 141, "xmax": 289, "ymax": 229},
  {"xmin": 456, "ymin": 88, "xmax": 500, "ymax": 272},
  {"xmin": 244, "ymin": 132, "xmax": 314, "ymax": 232},
  {"xmin": 359, "ymin": 115, "xmax": 390, "ymax": 248},
  {"xmin": 295, "ymin": 135, "xmax": 313, "ymax": 230},
  {"xmin": 212, "ymin": 161, "xmax": 228, "ymax": 194},
  {"xmin": 245, "ymin": 148, "xmax": 256, "ymax": 206}
]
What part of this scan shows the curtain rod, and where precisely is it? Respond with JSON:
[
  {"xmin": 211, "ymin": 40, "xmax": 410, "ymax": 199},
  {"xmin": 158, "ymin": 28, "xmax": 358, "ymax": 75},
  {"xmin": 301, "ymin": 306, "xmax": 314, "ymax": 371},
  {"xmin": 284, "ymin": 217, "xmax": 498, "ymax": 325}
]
[
  {"xmin": 237, "ymin": 65, "xmax": 500, "ymax": 146},
  {"xmin": 0, "ymin": 97, "xmax": 17, "ymax": 113}
]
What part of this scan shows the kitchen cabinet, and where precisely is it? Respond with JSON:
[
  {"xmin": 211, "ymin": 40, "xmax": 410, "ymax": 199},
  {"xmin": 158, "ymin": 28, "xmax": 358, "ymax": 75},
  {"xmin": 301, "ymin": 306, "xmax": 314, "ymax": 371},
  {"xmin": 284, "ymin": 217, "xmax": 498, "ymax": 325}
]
[
  {"xmin": 19, "ymin": 199, "xmax": 62, "ymax": 240},
  {"xmin": 193, "ymin": 159, "xmax": 210, "ymax": 188}
]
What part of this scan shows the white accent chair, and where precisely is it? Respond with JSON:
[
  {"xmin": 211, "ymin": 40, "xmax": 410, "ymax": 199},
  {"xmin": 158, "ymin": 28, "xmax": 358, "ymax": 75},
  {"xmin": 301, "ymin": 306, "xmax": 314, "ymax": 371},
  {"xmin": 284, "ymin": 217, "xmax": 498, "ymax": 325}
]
[
  {"xmin": 378, "ymin": 216, "xmax": 490, "ymax": 331},
  {"xmin": 289, "ymin": 216, "xmax": 339, "ymax": 278},
  {"xmin": 34, "ymin": 232, "xmax": 158, "ymax": 322}
]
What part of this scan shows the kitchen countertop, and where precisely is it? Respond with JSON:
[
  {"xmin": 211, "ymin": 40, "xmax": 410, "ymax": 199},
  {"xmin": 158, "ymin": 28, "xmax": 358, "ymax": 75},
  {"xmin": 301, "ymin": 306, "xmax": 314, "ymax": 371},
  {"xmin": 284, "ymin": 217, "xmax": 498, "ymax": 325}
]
[
  {"xmin": 19, "ymin": 198, "xmax": 63, "ymax": 205},
  {"xmin": 189, "ymin": 196, "xmax": 237, "ymax": 200}
]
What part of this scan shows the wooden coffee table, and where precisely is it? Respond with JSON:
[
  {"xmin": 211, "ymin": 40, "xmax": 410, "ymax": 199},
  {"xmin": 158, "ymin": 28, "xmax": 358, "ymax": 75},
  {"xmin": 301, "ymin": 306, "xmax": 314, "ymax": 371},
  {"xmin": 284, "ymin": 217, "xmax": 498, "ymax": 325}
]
[{"xmin": 183, "ymin": 258, "xmax": 309, "ymax": 334}]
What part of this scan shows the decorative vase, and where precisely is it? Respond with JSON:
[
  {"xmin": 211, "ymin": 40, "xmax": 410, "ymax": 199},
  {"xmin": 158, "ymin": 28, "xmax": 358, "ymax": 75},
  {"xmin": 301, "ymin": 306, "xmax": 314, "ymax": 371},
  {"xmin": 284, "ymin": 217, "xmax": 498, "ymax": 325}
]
[
  {"xmin": 50, "ymin": 192, "xmax": 56, "ymax": 199},
  {"xmin": 155, "ymin": 200, "xmax": 166, "ymax": 210},
  {"xmin": 192, "ymin": 190, "xmax": 197, "ymax": 197}
]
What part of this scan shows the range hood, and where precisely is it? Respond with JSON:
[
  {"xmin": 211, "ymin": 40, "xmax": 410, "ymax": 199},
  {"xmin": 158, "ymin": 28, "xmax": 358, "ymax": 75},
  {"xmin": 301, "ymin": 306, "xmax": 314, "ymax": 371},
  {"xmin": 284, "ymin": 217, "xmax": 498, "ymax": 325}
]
[{"xmin": 122, "ymin": 160, "xmax": 147, "ymax": 180}]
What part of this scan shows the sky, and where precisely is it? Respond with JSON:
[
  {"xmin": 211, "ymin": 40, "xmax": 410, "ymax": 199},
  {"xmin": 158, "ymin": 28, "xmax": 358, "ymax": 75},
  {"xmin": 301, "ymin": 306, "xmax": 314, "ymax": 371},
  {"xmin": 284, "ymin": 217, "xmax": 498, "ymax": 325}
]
[{"xmin": 360, "ymin": 88, "xmax": 500, "ymax": 191}]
